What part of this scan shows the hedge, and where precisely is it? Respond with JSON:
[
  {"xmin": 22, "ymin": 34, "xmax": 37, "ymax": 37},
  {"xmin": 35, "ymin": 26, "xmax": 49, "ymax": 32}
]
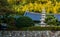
[
  {"xmin": 6, "ymin": 26, "xmax": 60, "ymax": 31},
  {"xmin": 19, "ymin": 26, "xmax": 60, "ymax": 31}
]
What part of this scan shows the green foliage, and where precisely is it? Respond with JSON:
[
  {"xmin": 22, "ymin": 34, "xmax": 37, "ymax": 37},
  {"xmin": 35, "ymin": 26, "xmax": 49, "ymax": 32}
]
[
  {"xmin": 58, "ymin": 8, "xmax": 60, "ymax": 13},
  {"xmin": 56, "ymin": 0, "xmax": 60, "ymax": 2},
  {"xmin": 0, "ymin": 0, "xmax": 16, "ymax": 15},
  {"xmin": 15, "ymin": 16, "xmax": 34, "ymax": 28},
  {"xmin": 0, "ymin": 0, "xmax": 9, "ymax": 6},
  {"xmin": 20, "ymin": 26, "xmax": 60, "ymax": 31},
  {"xmin": 45, "ymin": 14, "xmax": 59, "ymax": 26}
]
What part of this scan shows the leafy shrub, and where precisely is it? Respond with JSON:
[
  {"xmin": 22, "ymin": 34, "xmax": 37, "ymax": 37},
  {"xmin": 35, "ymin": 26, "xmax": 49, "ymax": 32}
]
[
  {"xmin": 45, "ymin": 14, "xmax": 59, "ymax": 26},
  {"xmin": 15, "ymin": 16, "xmax": 34, "ymax": 28},
  {"xmin": 0, "ymin": 14, "xmax": 34, "ymax": 29},
  {"xmin": 6, "ymin": 14, "xmax": 20, "ymax": 29},
  {"xmin": 0, "ymin": 14, "xmax": 17, "ymax": 29}
]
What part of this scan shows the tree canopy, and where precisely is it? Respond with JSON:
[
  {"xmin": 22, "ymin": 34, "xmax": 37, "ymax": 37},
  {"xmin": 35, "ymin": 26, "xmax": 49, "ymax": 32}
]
[{"xmin": 0, "ymin": 0, "xmax": 60, "ymax": 15}]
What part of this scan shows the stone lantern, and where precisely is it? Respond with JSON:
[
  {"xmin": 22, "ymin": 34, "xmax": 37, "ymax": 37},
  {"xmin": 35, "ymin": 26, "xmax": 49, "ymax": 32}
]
[{"xmin": 40, "ymin": 8, "xmax": 46, "ymax": 27}]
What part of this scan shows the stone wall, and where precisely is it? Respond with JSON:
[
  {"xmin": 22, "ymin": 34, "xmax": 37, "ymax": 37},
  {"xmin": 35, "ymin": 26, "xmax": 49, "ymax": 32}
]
[{"xmin": 0, "ymin": 31, "xmax": 60, "ymax": 37}]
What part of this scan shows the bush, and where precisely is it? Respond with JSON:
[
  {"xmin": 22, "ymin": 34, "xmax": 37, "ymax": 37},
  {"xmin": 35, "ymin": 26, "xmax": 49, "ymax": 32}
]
[
  {"xmin": 45, "ymin": 14, "xmax": 59, "ymax": 26},
  {"xmin": 0, "ymin": 14, "xmax": 34, "ymax": 29},
  {"xmin": 15, "ymin": 16, "xmax": 34, "ymax": 28},
  {"xmin": 6, "ymin": 14, "xmax": 21, "ymax": 29}
]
